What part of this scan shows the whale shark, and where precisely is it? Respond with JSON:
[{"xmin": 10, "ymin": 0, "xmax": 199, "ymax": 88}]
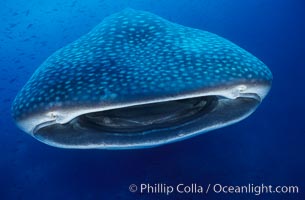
[{"xmin": 12, "ymin": 9, "xmax": 272, "ymax": 149}]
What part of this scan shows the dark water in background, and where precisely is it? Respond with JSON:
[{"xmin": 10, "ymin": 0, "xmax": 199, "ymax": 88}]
[{"xmin": 0, "ymin": 0, "xmax": 304, "ymax": 199}]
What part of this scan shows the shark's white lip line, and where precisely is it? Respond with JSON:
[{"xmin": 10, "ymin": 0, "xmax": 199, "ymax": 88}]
[{"xmin": 12, "ymin": 9, "xmax": 272, "ymax": 149}]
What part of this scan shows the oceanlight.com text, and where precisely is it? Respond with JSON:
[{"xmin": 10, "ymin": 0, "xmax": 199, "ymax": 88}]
[{"xmin": 128, "ymin": 183, "xmax": 299, "ymax": 196}]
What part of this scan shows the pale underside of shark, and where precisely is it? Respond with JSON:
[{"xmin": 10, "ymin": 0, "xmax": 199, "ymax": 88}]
[{"xmin": 12, "ymin": 9, "xmax": 272, "ymax": 149}]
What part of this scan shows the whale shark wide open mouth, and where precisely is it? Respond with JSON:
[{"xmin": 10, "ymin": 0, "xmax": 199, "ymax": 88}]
[
  {"xmin": 32, "ymin": 93, "xmax": 261, "ymax": 149},
  {"xmin": 12, "ymin": 9, "xmax": 272, "ymax": 149},
  {"xmin": 79, "ymin": 96, "xmax": 217, "ymax": 133}
]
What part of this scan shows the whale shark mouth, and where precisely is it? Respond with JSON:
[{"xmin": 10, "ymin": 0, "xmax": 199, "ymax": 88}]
[
  {"xmin": 75, "ymin": 96, "xmax": 217, "ymax": 133},
  {"xmin": 33, "ymin": 94, "xmax": 260, "ymax": 149}
]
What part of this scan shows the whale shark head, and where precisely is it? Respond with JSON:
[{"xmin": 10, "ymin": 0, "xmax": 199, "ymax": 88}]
[{"xmin": 12, "ymin": 9, "xmax": 272, "ymax": 149}]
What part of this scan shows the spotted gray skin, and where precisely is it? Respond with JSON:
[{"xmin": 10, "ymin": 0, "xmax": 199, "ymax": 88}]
[{"xmin": 12, "ymin": 9, "xmax": 272, "ymax": 149}]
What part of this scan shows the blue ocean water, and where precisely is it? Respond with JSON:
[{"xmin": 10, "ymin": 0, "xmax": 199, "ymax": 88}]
[{"xmin": 0, "ymin": 0, "xmax": 304, "ymax": 199}]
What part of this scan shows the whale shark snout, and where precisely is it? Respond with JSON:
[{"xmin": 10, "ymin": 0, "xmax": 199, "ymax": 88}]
[{"xmin": 12, "ymin": 9, "xmax": 272, "ymax": 149}]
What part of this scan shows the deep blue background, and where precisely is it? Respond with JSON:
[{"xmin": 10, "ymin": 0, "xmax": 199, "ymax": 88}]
[{"xmin": 0, "ymin": 0, "xmax": 304, "ymax": 199}]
